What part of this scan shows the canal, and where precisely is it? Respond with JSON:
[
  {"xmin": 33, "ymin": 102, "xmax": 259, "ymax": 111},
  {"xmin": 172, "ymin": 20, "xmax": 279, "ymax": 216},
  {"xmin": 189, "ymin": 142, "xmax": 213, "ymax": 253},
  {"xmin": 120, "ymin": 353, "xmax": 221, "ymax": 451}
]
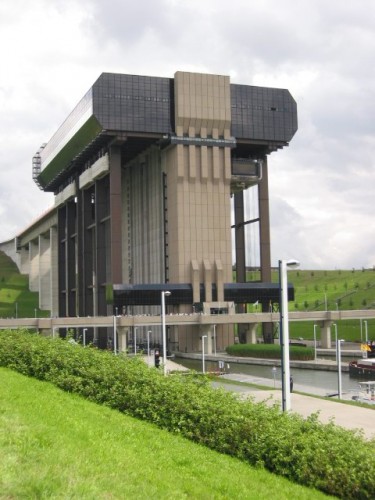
[{"xmin": 176, "ymin": 357, "xmax": 362, "ymax": 394}]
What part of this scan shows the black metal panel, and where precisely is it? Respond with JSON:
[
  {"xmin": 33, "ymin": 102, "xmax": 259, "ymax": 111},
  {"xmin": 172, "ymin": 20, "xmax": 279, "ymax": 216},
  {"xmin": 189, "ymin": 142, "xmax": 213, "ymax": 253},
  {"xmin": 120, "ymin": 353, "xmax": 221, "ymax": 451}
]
[
  {"xmin": 113, "ymin": 283, "xmax": 193, "ymax": 307},
  {"xmin": 224, "ymin": 282, "xmax": 294, "ymax": 303},
  {"xmin": 92, "ymin": 73, "xmax": 173, "ymax": 134},
  {"xmin": 231, "ymin": 84, "xmax": 297, "ymax": 142},
  {"xmin": 112, "ymin": 282, "xmax": 294, "ymax": 307}
]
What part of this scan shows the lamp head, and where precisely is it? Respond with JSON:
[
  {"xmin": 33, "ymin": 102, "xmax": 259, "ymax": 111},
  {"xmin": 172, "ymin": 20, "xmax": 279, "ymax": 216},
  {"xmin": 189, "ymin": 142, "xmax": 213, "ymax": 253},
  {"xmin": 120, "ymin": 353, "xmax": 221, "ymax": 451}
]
[
  {"xmin": 286, "ymin": 259, "xmax": 300, "ymax": 269},
  {"xmin": 164, "ymin": 290, "xmax": 171, "ymax": 297}
]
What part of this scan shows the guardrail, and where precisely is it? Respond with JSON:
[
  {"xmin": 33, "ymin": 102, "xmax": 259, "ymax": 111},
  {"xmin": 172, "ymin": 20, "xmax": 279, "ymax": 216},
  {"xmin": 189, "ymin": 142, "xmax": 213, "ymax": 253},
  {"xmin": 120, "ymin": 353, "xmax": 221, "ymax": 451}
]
[{"xmin": 0, "ymin": 309, "xmax": 374, "ymax": 330}]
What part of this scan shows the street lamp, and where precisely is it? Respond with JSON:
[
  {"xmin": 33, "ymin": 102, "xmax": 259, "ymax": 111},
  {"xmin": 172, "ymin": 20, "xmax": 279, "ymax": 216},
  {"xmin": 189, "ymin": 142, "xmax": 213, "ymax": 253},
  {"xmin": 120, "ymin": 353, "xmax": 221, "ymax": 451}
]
[
  {"xmin": 83, "ymin": 328, "xmax": 87, "ymax": 347},
  {"xmin": 364, "ymin": 320, "xmax": 368, "ymax": 344},
  {"xmin": 147, "ymin": 330, "xmax": 152, "ymax": 366},
  {"xmin": 134, "ymin": 327, "xmax": 138, "ymax": 355},
  {"xmin": 333, "ymin": 323, "xmax": 343, "ymax": 399},
  {"xmin": 279, "ymin": 259, "xmax": 300, "ymax": 412},
  {"xmin": 272, "ymin": 366, "xmax": 277, "ymax": 388},
  {"xmin": 113, "ymin": 316, "xmax": 117, "ymax": 354},
  {"xmin": 202, "ymin": 335, "xmax": 208, "ymax": 374},
  {"xmin": 213, "ymin": 324, "xmax": 217, "ymax": 356},
  {"xmin": 161, "ymin": 291, "xmax": 171, "ymax": 376}
]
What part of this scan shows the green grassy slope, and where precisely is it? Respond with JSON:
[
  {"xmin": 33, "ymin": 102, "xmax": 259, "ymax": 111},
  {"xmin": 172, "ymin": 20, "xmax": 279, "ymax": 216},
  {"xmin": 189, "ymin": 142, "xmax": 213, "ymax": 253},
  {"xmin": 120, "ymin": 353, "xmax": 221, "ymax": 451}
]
[
  {"xmin": 244, "ymin": 268, "xmax": 375, "ymax": 342},
  {"xmin": 0, "ymin": 251, "xmax": 48, "ymax": 318},
  {"xmin": 0, "ymin": 367, "xmax": 327, "ymax": 499}
]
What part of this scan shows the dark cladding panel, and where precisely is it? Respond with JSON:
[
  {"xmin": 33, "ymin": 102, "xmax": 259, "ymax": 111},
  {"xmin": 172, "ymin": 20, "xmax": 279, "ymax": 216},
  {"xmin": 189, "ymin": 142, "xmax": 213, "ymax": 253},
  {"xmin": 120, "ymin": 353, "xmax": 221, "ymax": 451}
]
[
  {"xmin": 92, "ymin": 73, "xmax": 173, "ymax": 134},
  {"xmin": 111, "ymin": 282, "xmax": 294, "ymax": 307},
  {"xmin": 231, "ymin": 84, "xmax": 297, "ymax": 142}
]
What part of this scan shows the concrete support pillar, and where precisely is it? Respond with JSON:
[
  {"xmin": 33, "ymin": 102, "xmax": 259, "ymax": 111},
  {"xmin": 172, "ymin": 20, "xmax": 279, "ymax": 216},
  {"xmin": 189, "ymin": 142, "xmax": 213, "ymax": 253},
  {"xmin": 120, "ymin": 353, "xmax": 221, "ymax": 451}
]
[
  {"xmin": 201, "ymin": 324, "xmax": 212, "ymax": 354},
  {"xmin": 215, "ymin": 259, "xmax": 224, "ymax": 303},
  {"xmin": 50, "ymin": 226, "xmax": 59, "ymax": 317},
  {"xmin": 203, "ymin": 260, "xmax": 212, "ymax": 303},
  {"xmin": 109, "ymin": 145, "xmax": 123, "ymax": 284},
  {"xmin": 39, "ymin": 329, "xmax": 51, "ymax": 337},
  {"xmin": 321, "ymin": 321, "xmax": 333, "ymax": 348},
  {"xmin": 191, "ymin": 260, "xmax": 200, "ymax": 304},
  {"xmin": 258, "ymin": 157, "xmax": 273, "ymax": 344},
  {"xmin": 19, "ymin": 247, "xmax": 30, "ymax": 275},
  {"xmin": 39, "ymin": 234, "xmax": 50, "ymax": 310},
  {"xmin": 29, "ymin": 239, "xmax": 39, "ymax": 292},
  {"xmin": 117, "ymin": 326, "xmax": 128, "ymax": 353},
  {"xmin": 245, "ymin": 323, "xmax": 258, "ymax": 344}
]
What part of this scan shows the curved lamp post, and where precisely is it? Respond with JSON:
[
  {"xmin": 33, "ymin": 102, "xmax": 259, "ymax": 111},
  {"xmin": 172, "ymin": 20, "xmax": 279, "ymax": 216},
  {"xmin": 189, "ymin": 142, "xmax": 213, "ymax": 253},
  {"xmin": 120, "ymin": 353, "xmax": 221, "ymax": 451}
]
[
  {"xmin": 161, "ymin": 291, "xmax": 171, "ymax": 376},
  {"xmin": 313, "ymin": 324, "xmax": 318, "ymax": 362},
  {"xmin": 147, "ymin": 330, "xmax": 152, "ymax": 366},
  {"xmin": 202, "ymin": 335, "xmax": 208, "ymax": 374},
  {"xmin": 279, "ymin": 259, "xmax": 300, "ymax": 412},
  {"xmin": 333, "ymin": 323, "xmax": 343, "ymax": 399}
]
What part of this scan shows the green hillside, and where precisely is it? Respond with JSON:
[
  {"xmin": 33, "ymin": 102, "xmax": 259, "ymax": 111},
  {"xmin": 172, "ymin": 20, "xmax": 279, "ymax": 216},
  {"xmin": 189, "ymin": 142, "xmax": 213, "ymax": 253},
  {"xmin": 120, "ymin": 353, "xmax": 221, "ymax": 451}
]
[
  {"xmin": 284, "ymin": 268, "xmax": 375, "ymax": 342},
  {"xmin": 287, "ymin": 268, "xmax": 375, "ymax": 311},
  {"xmin": 1, "ymin": 367, "xmax": 327, "ymax": 499},
  {"xmin": 0, "ymin": 251, "xmax": 48, "ymax": 318},
  {"xmin": 1, "ymin": 247, "xmax": 374, "ymax": 340},
  {"xmin": 245, "ymin": 267, "xmax": 375, "ymax": 342}
]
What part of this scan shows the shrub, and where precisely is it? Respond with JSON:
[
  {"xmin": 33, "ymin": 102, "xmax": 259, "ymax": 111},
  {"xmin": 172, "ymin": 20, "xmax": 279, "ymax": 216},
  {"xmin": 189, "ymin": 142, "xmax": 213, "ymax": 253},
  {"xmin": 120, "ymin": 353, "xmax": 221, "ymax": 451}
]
[
  {"xmin": 0, "ymin": 329, "xmax": 374, "ymax": 499},
  {"xmin": 225, "ymin": 343, "xmax": 314, "ymax": 361}
]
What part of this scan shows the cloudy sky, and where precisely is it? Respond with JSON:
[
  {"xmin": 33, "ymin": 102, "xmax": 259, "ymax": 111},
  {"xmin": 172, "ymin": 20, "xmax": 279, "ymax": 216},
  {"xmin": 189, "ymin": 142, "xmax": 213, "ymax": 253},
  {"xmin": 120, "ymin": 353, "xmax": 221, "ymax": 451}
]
[{"xmin": 0, "ymin": 0, "xmax": 374, "ymax": 270}]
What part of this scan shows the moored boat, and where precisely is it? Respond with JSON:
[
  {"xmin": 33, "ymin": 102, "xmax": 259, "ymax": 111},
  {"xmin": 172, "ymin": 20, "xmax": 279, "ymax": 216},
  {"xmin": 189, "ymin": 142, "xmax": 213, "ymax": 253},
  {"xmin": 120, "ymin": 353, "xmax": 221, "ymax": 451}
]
[
  {"xmin": 349, "ymin": 358, "xmax": 375, "ymax": 379},
  {"xmin": 357, "ymin": 381, "xmax": 375, "ymax": 404}
]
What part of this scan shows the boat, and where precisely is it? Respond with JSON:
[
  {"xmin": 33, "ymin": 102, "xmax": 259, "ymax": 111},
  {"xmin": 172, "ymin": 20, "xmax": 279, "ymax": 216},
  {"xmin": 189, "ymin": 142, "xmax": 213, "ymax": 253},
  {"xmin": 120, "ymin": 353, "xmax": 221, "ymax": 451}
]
[
  {"xmin": 355, "ymin": 381, "xmax": 375, "ymax": 404},
  {"xmin": 349, "ymin": 357, "xmax": 375, "ymax": 379}
]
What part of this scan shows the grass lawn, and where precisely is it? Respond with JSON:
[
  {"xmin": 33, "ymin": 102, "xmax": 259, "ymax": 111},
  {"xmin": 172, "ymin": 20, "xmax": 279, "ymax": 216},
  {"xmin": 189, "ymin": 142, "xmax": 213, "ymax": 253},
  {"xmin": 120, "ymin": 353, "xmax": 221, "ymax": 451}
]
[
  {"xmin": 0, "ymin": 367, "xmax": 329, "ymax": 499},
  {"xmin": 0, "ymin": 251, "xmax": 47, "ymax": 319}
]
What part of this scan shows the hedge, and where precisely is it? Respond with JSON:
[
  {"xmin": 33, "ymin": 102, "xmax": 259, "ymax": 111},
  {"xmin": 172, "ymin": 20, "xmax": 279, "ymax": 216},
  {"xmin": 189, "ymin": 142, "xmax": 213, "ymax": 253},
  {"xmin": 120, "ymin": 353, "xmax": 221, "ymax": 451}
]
[
  {"xmin": 226, "ymin": 343, "xmax": 315, "ymax": 360},
  {"xmin": 0, "ymin": 329, "xmax": 374, "ymax": 499}
]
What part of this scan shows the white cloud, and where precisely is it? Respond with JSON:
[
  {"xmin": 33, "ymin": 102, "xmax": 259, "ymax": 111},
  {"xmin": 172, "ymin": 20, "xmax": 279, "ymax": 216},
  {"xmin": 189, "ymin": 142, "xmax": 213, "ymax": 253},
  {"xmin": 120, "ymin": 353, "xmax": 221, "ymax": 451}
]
[{"xmin": 0, "ymin": 0, "xmax": 374, "ymax": 269}]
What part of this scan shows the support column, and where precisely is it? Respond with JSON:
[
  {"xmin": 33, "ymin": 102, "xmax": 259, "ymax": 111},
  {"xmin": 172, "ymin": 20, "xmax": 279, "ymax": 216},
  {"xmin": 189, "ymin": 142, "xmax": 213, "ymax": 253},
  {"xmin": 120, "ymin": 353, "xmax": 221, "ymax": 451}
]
[
  {"xmin": 258, "ymin": 157, "xmax": 271, "ymax": 281},
  {"xmin": 245, "ymin": 323, "xmax": 258, "ymax": 344},
  {"xmin": 234, "ymin": 191, "xmax": 246, "ymax": 283},
  {"xmin": 38, "ymin": 234, "xmax": 50, "ymax": 310},
  {"xmin": 117, "ymin": 327, "xmax": 128, "ymax": 352},
  {"xmin": 201, "ymin": 325, "xmax": 212, "ymax": 354},
  {"xmin": 19, "ymin": 247, "xmax": 30, "ymax": 275},
  {"xmin": 321, "ymin": 321, "xmax": 333, "ymax": 349},
  {"xmin": 50, "ymin": 226, "xmax": 59, "ymax": 317},
  {"xmin": 258, "ymin": 157, "xmax": 273, "ymax": 343},
  {"xmin": 109, "ymin": 146, "xmax": 123, "ymax": 284},
  {"xmin": 29, "ymin": 240, "xmax": 39, "ymax": 292}
]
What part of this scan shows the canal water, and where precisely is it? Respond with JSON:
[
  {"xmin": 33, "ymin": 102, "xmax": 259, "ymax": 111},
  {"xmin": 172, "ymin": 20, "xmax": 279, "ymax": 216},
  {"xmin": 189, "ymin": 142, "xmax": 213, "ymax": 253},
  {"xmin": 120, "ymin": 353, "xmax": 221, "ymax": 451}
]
[{"xmin": 176, "ymin": 357, "xmax": 362, "ymax": 394}]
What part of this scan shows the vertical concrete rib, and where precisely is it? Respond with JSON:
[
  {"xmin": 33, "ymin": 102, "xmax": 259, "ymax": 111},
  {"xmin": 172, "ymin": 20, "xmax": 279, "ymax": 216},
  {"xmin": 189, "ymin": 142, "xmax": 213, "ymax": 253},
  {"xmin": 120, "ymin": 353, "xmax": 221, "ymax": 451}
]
[
  {"xmin": 258, "ymin": 157, "xmax": 273, "ymax": 342},
  {"xmin": 109, "ymin": 146, "xmax": 123, "ymax": 284}
]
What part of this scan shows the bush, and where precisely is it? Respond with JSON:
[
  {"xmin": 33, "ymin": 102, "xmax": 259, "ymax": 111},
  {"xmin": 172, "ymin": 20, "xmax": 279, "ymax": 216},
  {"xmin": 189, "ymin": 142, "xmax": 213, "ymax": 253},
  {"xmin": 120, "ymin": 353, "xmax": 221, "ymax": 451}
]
[
  {"xmin": 226, "ymin": 343, "xmax": 314, "ymax": 361},
  {"xmin": 0, "ymin": 329, "xmax": 374, "ymax": 499}
]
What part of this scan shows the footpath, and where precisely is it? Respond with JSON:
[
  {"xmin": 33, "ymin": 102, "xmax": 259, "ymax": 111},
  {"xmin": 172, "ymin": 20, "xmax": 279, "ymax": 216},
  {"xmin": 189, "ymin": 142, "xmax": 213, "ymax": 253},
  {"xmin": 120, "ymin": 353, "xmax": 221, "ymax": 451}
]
[
  {"xmin": 218, "ymin": 373, "xmax": 375, "ymax": 440},
  {"xmin": 145, "ymin": 354, "xmax": 375, "ymax": 440}
]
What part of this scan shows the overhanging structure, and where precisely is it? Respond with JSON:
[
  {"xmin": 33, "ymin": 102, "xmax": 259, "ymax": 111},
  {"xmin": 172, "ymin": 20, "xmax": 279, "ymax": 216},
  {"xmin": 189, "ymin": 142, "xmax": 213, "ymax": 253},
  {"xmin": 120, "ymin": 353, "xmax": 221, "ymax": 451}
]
[{"xmin": 30, "ymin": 71, "xmax": 297, "ymax": 351}]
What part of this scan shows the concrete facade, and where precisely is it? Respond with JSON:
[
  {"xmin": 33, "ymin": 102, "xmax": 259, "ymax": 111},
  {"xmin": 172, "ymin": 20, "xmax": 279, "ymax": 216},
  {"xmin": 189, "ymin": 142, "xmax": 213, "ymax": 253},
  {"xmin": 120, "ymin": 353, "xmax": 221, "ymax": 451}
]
[{"xmin": 4, "ymin": 70, "xmax": 298, "ymax": 351}]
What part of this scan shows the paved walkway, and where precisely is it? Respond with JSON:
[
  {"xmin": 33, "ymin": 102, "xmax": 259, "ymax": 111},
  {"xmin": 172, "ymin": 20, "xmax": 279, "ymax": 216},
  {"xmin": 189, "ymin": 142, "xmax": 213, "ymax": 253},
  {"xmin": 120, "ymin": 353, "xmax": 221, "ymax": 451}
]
[
  {"xmin": 219, "ymin": 373, "xmax": 375, "ymax": 440},
  {"xmin": 142, "ymin": 356, "xmax": 375, "ymax": 440}
]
